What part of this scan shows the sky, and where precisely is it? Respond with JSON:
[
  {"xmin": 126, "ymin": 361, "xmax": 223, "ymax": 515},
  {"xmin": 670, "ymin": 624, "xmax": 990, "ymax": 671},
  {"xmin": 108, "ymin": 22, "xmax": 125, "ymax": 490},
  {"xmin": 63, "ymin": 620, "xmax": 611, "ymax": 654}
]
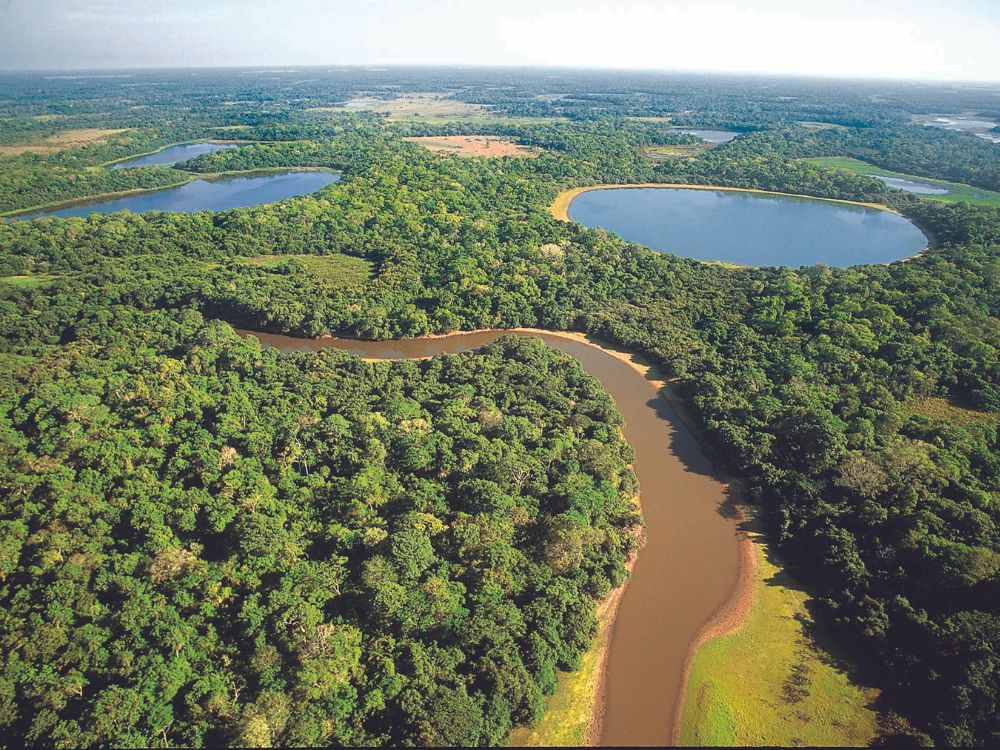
[{"xmin": 0, "ymin": 0, "xmax": 998, "ymax": 82}]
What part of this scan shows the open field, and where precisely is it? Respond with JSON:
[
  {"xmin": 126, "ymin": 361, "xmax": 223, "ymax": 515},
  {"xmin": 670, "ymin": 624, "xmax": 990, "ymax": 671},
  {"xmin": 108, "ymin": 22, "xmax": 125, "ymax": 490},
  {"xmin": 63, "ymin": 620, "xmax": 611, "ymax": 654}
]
[
  {"xmin": 804, "ymin": 156, "xmax": 1000, "ymax": 208},
  {"xmin": 312, "ymin": 92, "xmax": 490, "ymax": 120},
  {"xmin": 0, "ymin": 274, "xmax": 60, "ymax": 288},
  {"xmin": 680, "ymin": 513, "xmax": 882, "ymax": 747},
  {"xmin": 796, "ymin": 121, "xmax": 849, "ymax": 130},
  {"xmin": 0, "ymin": 128, "xmax": 130, "ymax": 156},
  {"xmin": 509, "ymin": 618, "xmax": 605, "ymax": 747},
  {"xmin": 642, "ymin": 143, "xmax": 713, "ymax": 161},
  {"xmin": 405, "ymin": 135, "xmax": 539, "ymax": 158},
  {"xmin": 238, "ymin": 253, "xmax": 372, "ymax": 287},
  {"xmin": 909, "ymin": 396, "xmax": 1000, "ymax": 426}
]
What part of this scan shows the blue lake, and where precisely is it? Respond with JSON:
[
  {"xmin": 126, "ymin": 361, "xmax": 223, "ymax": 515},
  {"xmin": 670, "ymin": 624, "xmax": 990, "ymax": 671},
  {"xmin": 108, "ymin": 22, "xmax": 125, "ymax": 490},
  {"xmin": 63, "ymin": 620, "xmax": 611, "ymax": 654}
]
[
  {"xmin": 673, "ymin": 128, "xmax": 739, "ymax": 144},
  {"xmin": 18, "ymin": 171, "xmax": 340, "ymax": 220},
  {"xmin": 110, "ymin": 142, "xmax": 238, "ymax": 169},
  {"xmin": 871, "ymin": 174, "xmax": 950, "ymax": 195},
  {"xmin": 567, "ymin": 187, "xmax": 928, "ymax": 267}
]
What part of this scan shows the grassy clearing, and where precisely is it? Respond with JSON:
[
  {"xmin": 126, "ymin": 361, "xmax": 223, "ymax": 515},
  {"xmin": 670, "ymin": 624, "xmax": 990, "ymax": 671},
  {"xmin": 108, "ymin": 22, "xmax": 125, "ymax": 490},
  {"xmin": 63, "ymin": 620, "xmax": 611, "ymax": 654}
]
[
  {"xmin": 804, "ymin": 157, "xmax": 1000, "ymax": 208},
  {"xmin": 0, "ymin": 128, "xmax": 130, "ymax": 156},
  {"xmin": 0, "ymin": 274, "xmax": 59, "ymax": 288},
  {"xmin": 642, "ymin": 143, "xmax": 713, "ymax": 161},
  {"xmin": 239, "ymin": 253, "xmax": 372, "ymax": 288},
  {"xmin": 316, "ymin": 93, "xmax": 490, "ymax": 120},
  {"xmin": 508, "ymin": 622, "xmax": 604, "ymax": 747},
  {"xmin": 909, "ymin": 396, "xmax": 999, "ymax": 426},
  {"xmin": 405, "ymin": 135, "xmax": 539, "ymax": 158},
  {"xmin": 680, "ymin": 517, "xmax": 881, "ymax": 747},
  {"xmin": 796, "ymin": 121, "xmax": 849, "ymax": 131}
]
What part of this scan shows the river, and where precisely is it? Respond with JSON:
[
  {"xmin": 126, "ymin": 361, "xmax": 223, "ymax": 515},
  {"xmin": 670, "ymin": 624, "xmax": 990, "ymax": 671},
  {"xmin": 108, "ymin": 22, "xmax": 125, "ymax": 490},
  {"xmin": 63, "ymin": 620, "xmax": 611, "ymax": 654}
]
[{"xmin": 237, "ymin": 327, "xmax": 746, "ymax": 746}]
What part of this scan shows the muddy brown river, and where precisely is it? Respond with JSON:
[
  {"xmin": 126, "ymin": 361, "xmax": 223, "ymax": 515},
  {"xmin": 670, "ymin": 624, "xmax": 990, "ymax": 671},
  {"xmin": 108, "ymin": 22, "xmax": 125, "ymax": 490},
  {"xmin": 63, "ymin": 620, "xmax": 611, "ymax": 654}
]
[{"xmin": 238, "ymin": 327, "xmax": 744, "ymax": 746}]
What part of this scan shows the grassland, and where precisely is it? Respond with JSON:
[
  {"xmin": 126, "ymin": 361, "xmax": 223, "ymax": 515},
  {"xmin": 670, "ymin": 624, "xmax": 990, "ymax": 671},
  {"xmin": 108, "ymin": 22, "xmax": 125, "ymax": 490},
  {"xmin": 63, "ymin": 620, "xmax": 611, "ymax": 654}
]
[
  {"xmin": 239, "ymin": 253, "xmax": 372, "ymax": 288},
  {"xmin": 0, "ymin": 274, "xmax": 60, "ymax": 288},
  {"xmin": 0, "ymin": 128, "xmax": 130, "ymax": 156},
  {"xmin": 508, "ymin": 621, "xmax": 605, "ymax": 747},
  {"xmin": 804, "ymin": 157, "xmax": 1000, "ymax": 208},
  {"xmin": 308, "ymin": 95, "xmax": 559, "ymax": 126},
  {"xmin": 405, "ymin": 135, "xmax": 539, "ymax": 158},
  {"xmin": 311, "ymin": 93, "xmax": 490, "ymax": 120},
  {"xmin": 642, "ymin": 143, "xmax": 713, "ymax": 161},
  {"xmin": 909, "ymin": 396, "xmax": 1000, "ymax": 426},
  {"xmin": 679, "ymin": 516, "xmax": 881, "ymax": 747}
]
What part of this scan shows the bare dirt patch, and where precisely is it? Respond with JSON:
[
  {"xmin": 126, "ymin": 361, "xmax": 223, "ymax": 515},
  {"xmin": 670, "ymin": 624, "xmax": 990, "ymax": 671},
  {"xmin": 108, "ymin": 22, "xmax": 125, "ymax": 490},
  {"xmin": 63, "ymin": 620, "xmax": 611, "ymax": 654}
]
[{"xmin": 405, "ymin": 135, "xmax": 539, "ymax": 158}]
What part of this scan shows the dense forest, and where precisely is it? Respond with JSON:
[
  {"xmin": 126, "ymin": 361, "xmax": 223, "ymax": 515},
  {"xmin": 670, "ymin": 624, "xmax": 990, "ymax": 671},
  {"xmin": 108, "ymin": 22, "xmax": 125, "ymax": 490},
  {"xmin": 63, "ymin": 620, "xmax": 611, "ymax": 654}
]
[
  {"xmin": 0, "ymin": 326, "xmax": 640, "ymax": 745},
  {"xmin": 0, "ymin": 68, "xmax": 998, "ymax": 746}
]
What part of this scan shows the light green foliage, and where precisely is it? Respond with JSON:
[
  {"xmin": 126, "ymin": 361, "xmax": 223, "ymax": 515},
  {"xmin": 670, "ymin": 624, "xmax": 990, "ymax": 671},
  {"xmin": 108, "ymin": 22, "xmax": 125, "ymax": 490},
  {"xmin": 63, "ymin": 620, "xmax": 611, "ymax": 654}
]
[
  {"xmin": 804, "ymin": 156, "xmax": 1000, "ymax": 208},
  {"xmin": 0, "ymin": 71, "xmax": 998, "ymax": 747},
  {"xmin": 238, "ymin": 253, "xmax": 372, "ymax": 288}
]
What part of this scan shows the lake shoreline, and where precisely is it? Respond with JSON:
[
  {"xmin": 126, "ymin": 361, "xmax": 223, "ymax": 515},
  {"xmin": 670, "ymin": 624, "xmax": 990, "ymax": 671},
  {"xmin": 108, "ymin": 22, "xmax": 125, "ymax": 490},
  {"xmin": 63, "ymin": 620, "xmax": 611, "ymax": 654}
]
[
  {"xmin": 549, "ymin": 183, "xmax": 930, "ymax": 266},
  {"xmin": 4, "ymin": 167, "xmax": 341, "ymax": 219},
  {"xmin": 549, "ymin": 182, "xmax": 901, "ymax": 223}
]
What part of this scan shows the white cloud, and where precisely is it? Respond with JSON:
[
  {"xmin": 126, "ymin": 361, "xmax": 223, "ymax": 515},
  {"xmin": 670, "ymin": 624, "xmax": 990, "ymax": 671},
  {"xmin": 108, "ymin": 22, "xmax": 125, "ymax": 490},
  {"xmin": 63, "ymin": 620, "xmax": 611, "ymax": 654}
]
[{"xmin": 0, "ymin": 0, "xmax": 997, "ymax": 80}]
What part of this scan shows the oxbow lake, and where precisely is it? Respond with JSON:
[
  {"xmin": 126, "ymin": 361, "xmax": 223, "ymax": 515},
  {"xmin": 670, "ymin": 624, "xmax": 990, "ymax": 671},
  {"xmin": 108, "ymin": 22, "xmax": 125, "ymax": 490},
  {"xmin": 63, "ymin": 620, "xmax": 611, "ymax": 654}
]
[
  {"xmin": 110, "ymin": 142, "xmax": 237, "ymax": 169},
  {"xmin": 871, "ymin": 174, "xmax": 950, "ymax": 195},
  {"xmin": 17, "ymin": 171, "xmax": 340, "ymax": 220},
  {"xmin": 567, "ymin": 187, "xmax": 928, "ymax": 267}
]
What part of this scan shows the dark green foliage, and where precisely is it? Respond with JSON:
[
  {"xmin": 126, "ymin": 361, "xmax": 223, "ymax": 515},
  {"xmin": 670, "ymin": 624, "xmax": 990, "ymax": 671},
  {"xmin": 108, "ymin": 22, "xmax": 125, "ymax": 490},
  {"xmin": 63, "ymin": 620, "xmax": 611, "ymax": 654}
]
[
  {"xmin": 0, "ymin": 322, "xmax": 639, "ymax": 746},
  {"xmin": 0, "ymin": 68, "xmax": 998, "ymax": 746}
]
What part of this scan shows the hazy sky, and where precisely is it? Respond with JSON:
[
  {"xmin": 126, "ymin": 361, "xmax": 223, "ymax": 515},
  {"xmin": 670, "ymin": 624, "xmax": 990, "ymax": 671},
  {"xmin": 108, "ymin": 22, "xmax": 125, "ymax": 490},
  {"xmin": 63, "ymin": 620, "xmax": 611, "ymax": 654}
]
[{"xmin": 1, "ymin": 0, "xmax": 997, "ymax": 81}]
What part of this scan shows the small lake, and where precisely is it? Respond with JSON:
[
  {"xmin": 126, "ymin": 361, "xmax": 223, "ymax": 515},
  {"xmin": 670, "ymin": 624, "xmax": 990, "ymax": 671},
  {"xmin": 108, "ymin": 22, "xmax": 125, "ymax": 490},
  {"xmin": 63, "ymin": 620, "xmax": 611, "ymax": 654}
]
[
  {"xmin": 18, "ymin": 171, "xmax": 340, "ymax": 220},
  {"xmin": 917, "ymin": 115, "xmax": 1000, "ymax": 144},
  {"xmin": 672, "ymin": 128, "xmax": 739, "ymax": 144},
  {"xmin": 110, "ymin": 142, "xmax": 238, "ymax": 169},
  {"xmin": 567, "ymin": 187, "xmax": 928, "ymax": 267},
  {"xmin": 871, "ymin": 174, "xmax": 950, "ymax": 195}
]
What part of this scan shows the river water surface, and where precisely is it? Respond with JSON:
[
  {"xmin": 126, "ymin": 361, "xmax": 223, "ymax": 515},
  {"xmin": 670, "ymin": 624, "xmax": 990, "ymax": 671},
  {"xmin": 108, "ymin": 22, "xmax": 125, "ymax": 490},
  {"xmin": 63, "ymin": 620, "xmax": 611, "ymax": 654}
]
[{"xmin": 238, "ymin": 328, "xmax": 744, "ymax": 746}]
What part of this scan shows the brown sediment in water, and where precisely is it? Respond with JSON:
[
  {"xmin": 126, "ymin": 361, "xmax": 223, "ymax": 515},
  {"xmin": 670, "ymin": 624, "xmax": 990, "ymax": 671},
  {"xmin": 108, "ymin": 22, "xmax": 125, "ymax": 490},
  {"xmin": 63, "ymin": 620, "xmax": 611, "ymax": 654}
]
[{"xmin": 235, "ymin": 326, "xmax": 748, "ymax": 746}]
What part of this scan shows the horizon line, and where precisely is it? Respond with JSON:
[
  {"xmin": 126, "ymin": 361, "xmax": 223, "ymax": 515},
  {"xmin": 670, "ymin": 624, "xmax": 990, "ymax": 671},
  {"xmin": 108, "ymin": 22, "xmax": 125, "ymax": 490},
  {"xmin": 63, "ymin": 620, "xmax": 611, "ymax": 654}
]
[{"xmin": 0, "ymin": 62, "xmax": 997, "ymax": 87}]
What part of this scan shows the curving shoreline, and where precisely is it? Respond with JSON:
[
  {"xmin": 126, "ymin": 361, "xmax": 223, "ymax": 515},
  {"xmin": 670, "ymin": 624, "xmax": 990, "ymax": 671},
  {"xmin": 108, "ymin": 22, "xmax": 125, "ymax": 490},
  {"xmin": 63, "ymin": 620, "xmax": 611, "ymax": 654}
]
[
  {"xmin": 2, "ymin": 167, "xmax": 341, "ymax": 219},
  {"xmin": 549, "ymin": 182, "xmax": 901, "ymax": 223},
  {"xmin": 237, "ymin": 325, "xmax": 754, "ymax": 746}
]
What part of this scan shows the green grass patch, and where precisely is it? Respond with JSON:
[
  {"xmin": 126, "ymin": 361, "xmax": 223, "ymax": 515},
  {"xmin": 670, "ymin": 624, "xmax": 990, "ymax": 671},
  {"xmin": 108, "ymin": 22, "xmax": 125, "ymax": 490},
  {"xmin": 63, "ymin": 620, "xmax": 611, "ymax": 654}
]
[
  {"xmin": 803, "ymin": 157, "xmax": 1000, "ymax": 208},
  {"xmin": 0, "ymin": 274, "xmax": 59, "ymax": 288},
  {"xmin": 239, "ymin": 253, "xmax": 372, "ymax": 288},
  {"xmin": 508, "ymin": 620, "xmax": 604, "ymax": 747},
  {"xmin": 909, "ymin": 396, "xmax": 999, "ymax": 426},
  {"xmin": 642, "ymin": 143, "xmax": 712, "ymax": 161},
  {"xmin": 680, "ymin": 520, "xmax": 881, "ymax": 747}
]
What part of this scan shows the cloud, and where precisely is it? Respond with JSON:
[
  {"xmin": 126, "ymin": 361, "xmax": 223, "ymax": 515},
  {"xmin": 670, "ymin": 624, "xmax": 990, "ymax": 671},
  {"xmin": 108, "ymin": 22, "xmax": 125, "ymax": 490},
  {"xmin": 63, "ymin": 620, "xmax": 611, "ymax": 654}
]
[{"xmin": 0, "ymin": 0, "xmax": 997, "ymax": 80}]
